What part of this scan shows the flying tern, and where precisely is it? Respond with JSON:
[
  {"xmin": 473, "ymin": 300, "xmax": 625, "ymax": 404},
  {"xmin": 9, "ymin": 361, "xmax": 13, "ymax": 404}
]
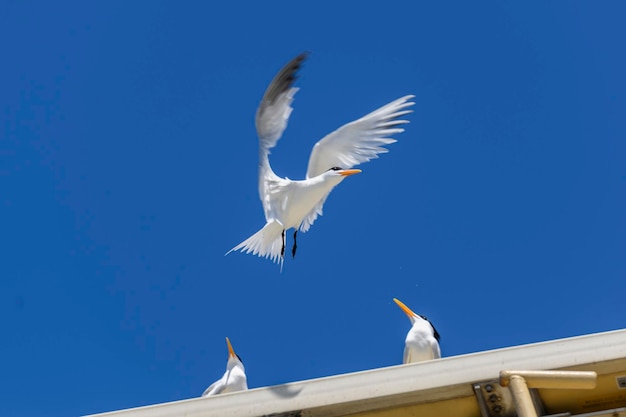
[
  {"xmin": 201, "ymin": 337, "xmax": 248, "ymax": 397},
  {"xmin": 226, "ymin": 52, "xmax": 415, "ymax": 266},
  {"xmin": 393, "ymin": 298, "xmax": 441, "ymax": 363}
]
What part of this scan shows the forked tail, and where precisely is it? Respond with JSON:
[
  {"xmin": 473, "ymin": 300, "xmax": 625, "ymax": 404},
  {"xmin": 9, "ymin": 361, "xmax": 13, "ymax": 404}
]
[{"xmin": 226, "ymin": 221, "xmax": 284, "ymax": 266}]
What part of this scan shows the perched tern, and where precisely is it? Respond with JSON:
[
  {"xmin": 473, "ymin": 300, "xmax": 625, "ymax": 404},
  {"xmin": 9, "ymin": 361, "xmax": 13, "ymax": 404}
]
[
  {"xmin": 226, "ymin": 52, "xmax": 415, "ymax": 266},
  {"xmin": 393, "ymin": 298, "xmax": 441, "ymax": 363},
  {"xmin": 201, "ymin": 337, "xmax": 248, "ymax": 397}
]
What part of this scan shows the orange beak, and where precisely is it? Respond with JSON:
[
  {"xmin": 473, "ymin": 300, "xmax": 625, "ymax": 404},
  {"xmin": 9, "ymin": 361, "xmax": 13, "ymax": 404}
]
[
  {"xmin": 339, "ymin": 169, "xmax": 362, "ymax": 177},
  {"xmin": 226, "ymin": 337, "xmax": 236, "ymax": 358},
  {"xmin": 393, "ymin": 298, "xmax": 417, "ymax": 319}
]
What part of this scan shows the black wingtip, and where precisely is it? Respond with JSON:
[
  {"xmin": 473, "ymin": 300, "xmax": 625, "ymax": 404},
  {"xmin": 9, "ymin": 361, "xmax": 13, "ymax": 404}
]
[
  {"xmin": 285, "ymin": 52, "xmax": 308, "ymax": 84},
  {"xmin": 262, "ymin": 52, "xmax": 310, "ymax": 105},
  {"xmin": 297, "ymin": 51, "xmax": 311, "ymax": 61},
  {"xmin": 280, "ymin": 52, "xmax": 308, "ymax": 87}
]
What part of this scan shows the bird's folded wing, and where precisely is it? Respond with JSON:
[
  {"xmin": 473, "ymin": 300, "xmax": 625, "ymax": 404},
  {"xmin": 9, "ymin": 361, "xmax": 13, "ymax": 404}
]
[
  {"xmin": 305, "ymin": 95, "xmax": 415, "ymax": 179},
  {"xmin": 403, "ymin": 346, "xmax": 412, "ymax": 365},
  {"xmin": 255, "ymin": 53, "xmax": 308, "ymax": 158},
  {"xmin": 431, "ymin": 339, "xmax": 442, "ymax": 359},
  {"xmin": 202, "ymin": 379, "xmax": 223, "ymax": 397}
]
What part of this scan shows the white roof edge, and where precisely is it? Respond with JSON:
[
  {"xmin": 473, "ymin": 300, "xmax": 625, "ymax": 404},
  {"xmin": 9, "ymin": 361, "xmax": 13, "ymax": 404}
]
[{"xmin": 85, "ymin": 328, "xmax": 626, "ymax": 417}]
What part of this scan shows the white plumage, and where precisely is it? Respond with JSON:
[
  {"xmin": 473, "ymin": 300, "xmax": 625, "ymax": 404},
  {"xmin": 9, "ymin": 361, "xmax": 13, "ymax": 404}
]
[
  {"xmin": 201, "ymin": 337, "xmax": 248, "ymax": 397},
  {"xmin": 227, "ymin": 52, "xmax": 414, "ymax": 266},
  {"xmin": 393, "ymin": 298, "xmax": 441, "ymax": 364}
]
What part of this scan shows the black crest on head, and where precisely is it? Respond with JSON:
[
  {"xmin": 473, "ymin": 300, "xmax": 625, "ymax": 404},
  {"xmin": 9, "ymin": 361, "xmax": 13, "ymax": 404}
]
[{"xmin": 421, "ymin": 315, "xmax": 441, "ymax": 342}]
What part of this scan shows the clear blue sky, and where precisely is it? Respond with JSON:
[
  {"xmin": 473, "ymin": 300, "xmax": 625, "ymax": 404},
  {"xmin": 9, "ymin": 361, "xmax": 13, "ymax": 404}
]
[{"xmin": 2, "ymin": 1, "xmax": 625, "ymax": 416}]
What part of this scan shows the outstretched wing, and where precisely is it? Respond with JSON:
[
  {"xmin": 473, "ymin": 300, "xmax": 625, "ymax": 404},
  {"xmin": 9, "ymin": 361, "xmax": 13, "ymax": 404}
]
[
  {"xmin": 255, "ymin": 52, "xmax": 308, "ymax": 202},
  {"xmin": 305, "ymin": 95, "xmax": 415, "ymax": 179},
  {"xmin": 256, "ymin": 53, "xmax": 307, "ymax": 161}
]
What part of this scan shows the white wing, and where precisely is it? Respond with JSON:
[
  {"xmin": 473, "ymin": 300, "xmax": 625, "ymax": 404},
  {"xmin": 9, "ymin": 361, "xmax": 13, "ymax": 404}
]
[
  {"xmin": 403, "ymin": 345, "xmax": 412, "ymax": 364},
  {"xmin": 202, "ymin": 377, "xmax": 225, "ymax": 397},
  {"xmin": 201, "ymin": 367, "xmax": 248, "ymax": 397},
  {"xmin": 305, "ymin": 95, "xmax": 415, "ymax": 179},
  {"xmin": 431, "ymin": 339, "xmax": 442, "ymax": 359},
  {"xmin": 255, "ymin": 53, "xmax": 307, "ymax": 200},
  {"xmin": 299, "ymin": 194, "xmax": 329, "ymax": 232}
]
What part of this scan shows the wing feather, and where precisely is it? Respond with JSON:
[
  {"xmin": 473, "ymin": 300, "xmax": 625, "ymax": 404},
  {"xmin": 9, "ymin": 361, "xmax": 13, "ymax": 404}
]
[
  {"xmin": 255, "ymin": 52, "xmax": 308, "ymax": 203},
  {"xmin": 431, "ymin": 339, "xmax": 442, "ymax": 359},
  {"xmin": 299, "ymin": 194, "xmax": 329, "ymax": 232},
  {"xmin": 403, "ymin": 346, "xmax": 411, "ymax": 364},
  {"xmin": 202, "ymin": 379, "xmax": 224, "ymax": 397},
  {"xmin": 255, "ymin": 52, "xmax": 308, "ymax": 157},
  {"xmin": 306, "ymin": 95, "xmax": 415, "ymax": 179}
]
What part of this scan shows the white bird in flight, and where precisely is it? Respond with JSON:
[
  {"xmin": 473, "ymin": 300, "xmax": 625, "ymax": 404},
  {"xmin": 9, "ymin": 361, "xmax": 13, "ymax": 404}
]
[
  {"xmin": 226, "ymin": 52, "xmax": 415, "ymax": 266},
  {"xmin": 201, "ymin": 337, "xmax": 248, "ymax": 397},
  {"xmin": 393, "ymin": 298, "xmax": 441, "ymax": 363}
]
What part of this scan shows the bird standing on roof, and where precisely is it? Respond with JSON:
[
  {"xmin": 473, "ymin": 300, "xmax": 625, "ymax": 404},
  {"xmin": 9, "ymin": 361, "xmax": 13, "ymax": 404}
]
[
  {"xmin": 393, "ymin": 298, "xmax": 441, "ymax": 363},
  {"xmin": 226, "ymin": 52, "xmax": 415, "ymax": 267},
  {"xmin": 202, "ymin": 337, "xmax": 248, "ymax": 397}
]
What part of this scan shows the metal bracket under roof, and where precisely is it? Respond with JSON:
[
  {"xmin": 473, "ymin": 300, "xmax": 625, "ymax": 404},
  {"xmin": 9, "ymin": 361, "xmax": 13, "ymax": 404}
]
[{"xmin": 473, "ymin": 380, "xmax": 545, "ymax": 417}]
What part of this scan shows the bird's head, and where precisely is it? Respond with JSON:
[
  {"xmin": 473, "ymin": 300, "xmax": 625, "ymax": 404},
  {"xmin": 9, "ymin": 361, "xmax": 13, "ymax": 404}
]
[
  {"xmin": 393, "ymin": 298, "xmax": 441, "ymax": 341},
  {"xmin": 225, "ymin": 337, "xmax": 245, "ymax": 369},
  {"xmin": 393, "ymin": 298, "xmax": 421, "ymax": 324},
  {"xmin": 322, "ymin": 167, "xmax": 362, "ymax": 183}
]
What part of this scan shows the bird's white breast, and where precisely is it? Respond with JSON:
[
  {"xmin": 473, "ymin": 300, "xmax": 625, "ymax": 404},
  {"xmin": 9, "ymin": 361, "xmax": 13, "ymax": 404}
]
[
  {"xmin": 265, "ymin": 176, "xmax": 340, "ymax": 229},
  {"xmin": 404, "ymin": 321, "xmax": 440, "ymax": 363},
  {"xmin": 223, "ymin": 366, "xmax": 248, "ymax": 393}
]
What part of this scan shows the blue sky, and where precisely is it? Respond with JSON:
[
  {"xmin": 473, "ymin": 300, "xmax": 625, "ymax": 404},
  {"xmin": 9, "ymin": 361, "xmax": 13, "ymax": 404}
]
[{"xmin": 2, "ymin": 1, "xmax": 625, "ymax": 416}]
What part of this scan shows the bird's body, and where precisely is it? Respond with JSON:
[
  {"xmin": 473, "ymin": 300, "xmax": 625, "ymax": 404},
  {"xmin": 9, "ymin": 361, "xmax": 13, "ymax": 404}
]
[
  {"xmin": 227, "ymin": 52, "xmax": 414, "ymax": 265},
  {"xmin": 264, "ymin": 173, "xmax": 342, "ymax": 231},
  {"xmin": 393, "ymin": 298, "xmax": 441, "ymax": 364},
  {"xmin": 202, "ymin": 337, "xmax": 248, "ymax": 397}
]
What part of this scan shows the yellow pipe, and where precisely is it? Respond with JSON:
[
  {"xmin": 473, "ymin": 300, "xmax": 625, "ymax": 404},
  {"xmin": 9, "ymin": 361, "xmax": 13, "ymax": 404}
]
[
  {"xmin": 507, "ymin": 375, "xmax": 538, "ymax": 417},
  {"xmin": 500, "ymin": 370, "xmax": 597, "ymax": 390},
  {"xmin": 499, "ymin": 370, "xmax": 597, "ymax": 417}
]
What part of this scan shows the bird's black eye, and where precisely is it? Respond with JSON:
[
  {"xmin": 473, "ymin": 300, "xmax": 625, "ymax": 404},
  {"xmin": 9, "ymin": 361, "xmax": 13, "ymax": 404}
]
[
  {"xmin": 328, "ymin": 166, "xmax": 343, "ymax": 171},
  {"xmin": 236, "ymin": 354, "xmax": 243, "ymax": 363}
]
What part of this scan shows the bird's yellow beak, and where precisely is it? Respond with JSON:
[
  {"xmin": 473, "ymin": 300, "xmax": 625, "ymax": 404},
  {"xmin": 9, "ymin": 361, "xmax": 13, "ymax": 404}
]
[
  {"xmin": 393, "ymin": 298, "xmax": 417, "ymax": 319},
  {"xmin": 340, "ymin": 169, "xmax": 362, "ymax": 177},
  {"xmin": 226, "ymin": 337, "xmax": 236, "ymax": 358}
]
